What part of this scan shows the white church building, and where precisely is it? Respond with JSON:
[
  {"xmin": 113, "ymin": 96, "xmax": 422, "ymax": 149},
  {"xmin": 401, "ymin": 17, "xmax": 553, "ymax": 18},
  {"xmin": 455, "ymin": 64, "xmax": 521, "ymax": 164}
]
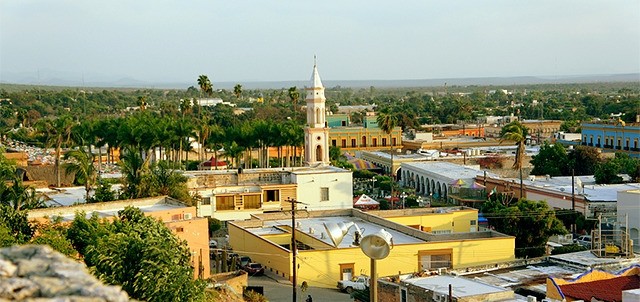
[{"xmin": 187, "ymin": 60, "xmax": 354, "ymax": 221}]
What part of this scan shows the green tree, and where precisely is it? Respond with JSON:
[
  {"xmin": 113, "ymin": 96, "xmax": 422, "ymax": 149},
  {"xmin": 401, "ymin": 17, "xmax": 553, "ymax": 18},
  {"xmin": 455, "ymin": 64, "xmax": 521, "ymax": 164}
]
[
  {"xmin": 66, "ymin": 211, "xmax": 113, "ymax": 267},
  {"xmin": 500, "ymin": 121, "xmax": 528, "ymax": 170},
  {"xmin": 611, "ymin": 152, "xmax": 640, "ymax": 181},
  {"xmin": 376, "ymin": 112, "xmax": 398, "ymax": 204},
  {"xmin": 233, "ymin": 84, "xmax": 243, "ymax": 100},
  {"xmin": 0, "ymin": 204, "xmax": 33, "ymax": 245},
  {"xmin": 482, "ymin": 198, "xmax": 566, "ymax": 258},
  {"xmin": 63, "ymin": 148, "xmax": 98, "ymax": 202},
  {"xmin": 31, "ymin": 220, "xmax": 77, "ymax": 257},
  {"xmin": 36, "ymin": 115, "xmax": 75, "ymax": 187},
  {"xmin": 594, "ymin": 158, "xmax": 623, "ymax": 184},
  {"xmin": 197, "ymin": 75, "xmax": 213, "ymax": 98},
  {"xmin": 530, "ymin": 142, "xmax": 569, "ymax": 176},
  {"xmin": 87, "ymin": 207, "xmax": 207, "ymax": 302},
  {"xmin": 119, "ymin": 147, "xmax": 146, "ymax": 199},
  {"xmin": 568, "ymin": 145, "xmax": 601, "ymax": 176},
  {"xmin": 288, "ymin": 86, "xmax": 300, "ymax": 112},
  {"xmin": 148, "ymin": 161, "xmax": 193, "ymax": 204},
  {"xmin": 91, "ymin": 178, "xmax": 116, "ymax": 203}
]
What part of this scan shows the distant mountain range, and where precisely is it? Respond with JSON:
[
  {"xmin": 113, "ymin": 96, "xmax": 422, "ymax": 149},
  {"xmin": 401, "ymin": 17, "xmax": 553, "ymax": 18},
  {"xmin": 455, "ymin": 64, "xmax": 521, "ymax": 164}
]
[{"xmin": 1, "ymin": 70, "xmax": 638, "ymax": 90}]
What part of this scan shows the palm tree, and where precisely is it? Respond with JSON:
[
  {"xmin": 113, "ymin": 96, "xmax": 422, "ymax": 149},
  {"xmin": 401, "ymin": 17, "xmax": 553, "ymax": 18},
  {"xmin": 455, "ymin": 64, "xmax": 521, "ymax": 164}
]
[
  {"xmin": 119, "ymin": 147, "xmax": 145, "ymax": 199},
  {"xmin": 37, "ymin": 115, "xmax": 75, "ymax": 187},
  {"xmin": 63, "ymin": 148, "xmax": 97, "ymax": 202},
  {"xmin": 233, "ymin": 84, "xmax": 243, "ymax": 101},
  {"xmin": 195, "ymin": 116, "xmax": 211, "ymax": 162},
  {"xmin": 288, "ymin": 86, "xmax": 300, "ymax": 112},
  {"xmin": 500, "ymin": 121, "xmax": 528, "ymax": 170},
  {"xmin": 377, "ymin": 112, "xmax": 398, "ymax": 207},
  {"xmin": 197, "ymin": 75, "xmax": 213, "ymax": 98}
]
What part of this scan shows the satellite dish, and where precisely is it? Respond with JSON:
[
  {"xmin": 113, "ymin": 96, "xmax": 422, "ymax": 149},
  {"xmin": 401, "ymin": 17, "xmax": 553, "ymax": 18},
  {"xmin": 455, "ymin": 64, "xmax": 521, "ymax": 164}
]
[
  {"xmin": 360, "ymin": 229, "xmax": 393, "ymax": 260},
  {"xmin": 323, "ymin": 222, "xmax": 355, "ymax": 247}
]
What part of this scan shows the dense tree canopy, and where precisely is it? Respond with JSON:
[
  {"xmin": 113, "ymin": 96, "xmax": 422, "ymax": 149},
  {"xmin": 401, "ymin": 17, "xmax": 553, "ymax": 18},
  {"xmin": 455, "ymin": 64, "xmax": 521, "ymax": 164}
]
[
  {"xmin": 70, "ymin": 207, "xmax": 207, "ymax": 302},
  {"xmin": 530, "ymin": 142, "xmax": 569, "ymax": 176},
  {"xmin": 482, "ymin": 198, "xmax": 567, "ymax": 258}
]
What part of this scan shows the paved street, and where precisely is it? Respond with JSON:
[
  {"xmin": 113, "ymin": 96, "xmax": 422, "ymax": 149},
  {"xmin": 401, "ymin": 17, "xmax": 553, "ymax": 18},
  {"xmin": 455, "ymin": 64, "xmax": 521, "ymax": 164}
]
[{"xmin": 247, "ymin": 271, "xmax": 354, "ymax": 302}]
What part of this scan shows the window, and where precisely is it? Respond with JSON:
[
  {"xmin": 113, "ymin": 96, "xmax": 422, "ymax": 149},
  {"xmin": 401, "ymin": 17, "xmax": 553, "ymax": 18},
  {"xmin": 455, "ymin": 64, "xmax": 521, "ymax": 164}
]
[
  {"xmin": 401, "ymin": 288, "xmax": 407, "ymax": 302},
  {"xmin": 470, "ymin": 220, "xmax": 477, "ymax": 225},
  {"xmin": 201, "ymin": 197, "xmax": 211, "ymax": 205},
  {"xmin": 382, "ymin": 138, "xmax": 387, "ymax": 146},
  {"xmin": 432, "ymin": 230, "xmax": 452, "ymax": 235},
  {"xmin": 244, "ymin": 195, "xmax": 261, "ymax": 209},
  {"xmin": 216, "ymin": 196, "xmax": 234, "ymax": 210},
  {"xmin": 331, "ymin": 140, "xmax": 337, "ymax": 147},
  {"xmin": 372, "ymin": 138, "xmax": 377, "ymax": 147},
  {"xmin": 341, "ymin": 139, "xmax": 347, "ymax": 148},
  {"xmin": 175, "ymin": 227, "xmax": 184, "ymax": 233},
  {"xmin": 265, "ymin": 189, "xmax": 280, "ymax": 202},
  {"xmin": 392, "ymin": 138, "xmax": 397, "ymax": 146},
  {"xmin": 351, "ymin": 139, "xmax": 356, "ymax": 147},
  {"xmin": 320, "ymin": 187, "xmax": 329, "ymax": 201}
]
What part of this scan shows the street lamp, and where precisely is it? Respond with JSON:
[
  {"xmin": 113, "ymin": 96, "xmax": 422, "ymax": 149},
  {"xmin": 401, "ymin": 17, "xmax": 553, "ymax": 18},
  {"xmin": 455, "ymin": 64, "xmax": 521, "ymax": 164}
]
[
  {"xmin": 360, "ymin": 229, "xmax": 393, "ymax": 302},
  {"xmin": 400, "ymin": 192, "xmax": 407, "ymax": 209},
  {"xmin": 370, "ymin": 178, "xmax": 377, "ymax": 196}
]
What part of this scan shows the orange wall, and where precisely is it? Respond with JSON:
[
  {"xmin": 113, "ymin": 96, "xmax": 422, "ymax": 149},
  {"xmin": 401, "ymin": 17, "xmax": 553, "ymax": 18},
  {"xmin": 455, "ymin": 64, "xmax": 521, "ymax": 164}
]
[{"xmin": 165, "ymin": 217, "xmax": 210, "ymax": 279}]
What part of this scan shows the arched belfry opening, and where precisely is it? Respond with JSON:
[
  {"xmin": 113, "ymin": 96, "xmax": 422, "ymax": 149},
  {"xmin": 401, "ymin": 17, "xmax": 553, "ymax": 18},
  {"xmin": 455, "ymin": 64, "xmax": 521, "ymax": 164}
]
[{"xmin": 315, "ymin": 145, "xmax": 323, "ymax": 162}]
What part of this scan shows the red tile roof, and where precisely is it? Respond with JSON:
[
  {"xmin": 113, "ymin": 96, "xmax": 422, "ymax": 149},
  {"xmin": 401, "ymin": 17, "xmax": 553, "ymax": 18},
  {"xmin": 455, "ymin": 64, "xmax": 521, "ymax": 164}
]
[{"xmin": 559, "ymin": 275, "xmax": 639, "ymax": 302}]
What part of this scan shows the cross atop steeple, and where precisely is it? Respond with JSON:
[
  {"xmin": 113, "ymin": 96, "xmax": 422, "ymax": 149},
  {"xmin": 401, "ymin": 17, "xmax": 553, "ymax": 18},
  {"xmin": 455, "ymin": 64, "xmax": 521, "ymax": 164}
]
[{"xmin": 310, "ymin": 56, "xmax": 323, "ymax": 89}]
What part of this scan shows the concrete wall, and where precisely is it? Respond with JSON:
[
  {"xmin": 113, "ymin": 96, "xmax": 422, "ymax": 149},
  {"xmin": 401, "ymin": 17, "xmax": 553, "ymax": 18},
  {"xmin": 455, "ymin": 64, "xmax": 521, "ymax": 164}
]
[
  {"xmin": 381, "ymin": 209, "xmax": 478, "ymax": 233},
  {"xmin": 292, "ymin": 171, "xmax": 353, "ymax": 211},
  {"xmin": 618, "ymin": 190, "xmax": 640, "ymax": 250}
]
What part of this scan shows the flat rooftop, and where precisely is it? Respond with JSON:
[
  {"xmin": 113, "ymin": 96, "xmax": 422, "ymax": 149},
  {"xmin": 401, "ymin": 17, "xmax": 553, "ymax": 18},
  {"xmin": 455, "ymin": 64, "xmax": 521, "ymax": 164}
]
[
  {"xmin": 504, "ymin": 175, "xmax": 640, "ymax": 202},
  {"xmin": 404, "ymin": 275, "xmax": 510, "ymax": 297},
  {"xmin": 183, "ymin": 165, "xmax": 348, "ymax": 177},
  {"xmin": 28, "ymin": 196, "xmax": 188, "ymax": 222},
  {"xmin": 247, "ymin": 215, "xmax": 423, "ymax": 248},
  {"xmin": 549, "ymin": 250, "xmax": 640, "ymax": 270},
  {"xmin": 402, "ymin": 161, "xmax": 497, "ymax": 180}
]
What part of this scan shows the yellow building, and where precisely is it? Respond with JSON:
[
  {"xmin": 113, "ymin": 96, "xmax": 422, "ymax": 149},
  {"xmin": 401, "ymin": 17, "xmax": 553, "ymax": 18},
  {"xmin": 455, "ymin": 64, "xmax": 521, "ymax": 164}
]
[
  {"xmin": 327, "ymin": 112, "xmax": 402, "ymax": 152},
  {"xmin": 229, "ymin": 207, "xmax": 515, "ymax": 288}
]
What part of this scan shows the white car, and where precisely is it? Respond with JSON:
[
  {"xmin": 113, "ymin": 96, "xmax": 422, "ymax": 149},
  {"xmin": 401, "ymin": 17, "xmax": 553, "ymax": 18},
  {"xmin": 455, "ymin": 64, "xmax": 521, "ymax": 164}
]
[{"xmin": 574, "ymin": 235, "xmax": 592, "ymax": 247}]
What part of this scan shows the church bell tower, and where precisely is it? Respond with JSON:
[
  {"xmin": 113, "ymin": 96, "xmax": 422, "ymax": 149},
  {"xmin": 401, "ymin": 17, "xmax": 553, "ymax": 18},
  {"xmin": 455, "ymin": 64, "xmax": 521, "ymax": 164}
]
[{"xmin": 304, "ymin": 57, "xmax": 330, "ymax": 166}]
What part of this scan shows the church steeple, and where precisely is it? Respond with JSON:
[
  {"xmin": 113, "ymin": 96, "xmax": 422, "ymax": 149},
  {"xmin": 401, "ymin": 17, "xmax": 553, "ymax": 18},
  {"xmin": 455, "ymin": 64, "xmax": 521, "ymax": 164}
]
[
  {"xmin": 304, "ymin": 57, "xmax": 330, "ymax": 166},
  {"xmin": 311, "ymin": 55, "xmax": 324, "ymax": 90}
]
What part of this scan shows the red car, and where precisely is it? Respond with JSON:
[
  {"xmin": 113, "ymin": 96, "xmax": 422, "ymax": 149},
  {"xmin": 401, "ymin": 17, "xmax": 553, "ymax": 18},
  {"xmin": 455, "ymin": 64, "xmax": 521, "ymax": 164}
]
[{"xmin": 243, "ymin": 263, "xmax": 265, "ymax": 276}]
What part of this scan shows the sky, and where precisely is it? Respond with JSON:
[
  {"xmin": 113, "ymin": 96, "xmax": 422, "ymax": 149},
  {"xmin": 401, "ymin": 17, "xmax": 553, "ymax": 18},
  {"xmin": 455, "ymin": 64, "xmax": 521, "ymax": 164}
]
[{"xmin": 1, "ymin": 0, "xmax": 639, "ymax": 86}]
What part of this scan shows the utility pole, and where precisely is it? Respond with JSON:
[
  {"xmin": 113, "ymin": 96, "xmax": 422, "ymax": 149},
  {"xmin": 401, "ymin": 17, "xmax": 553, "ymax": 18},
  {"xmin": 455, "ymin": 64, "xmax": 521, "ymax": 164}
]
[
  {"xmin": 286, "ymin": 197, "xmax": 307, "ymax": 302},
  {"xmin": 289, "ymin": 197, "xmax": 297, "ymax": 302},
  {"xmin": 571, "ymin": 169, "xmax": 576, "ymax": 234}
]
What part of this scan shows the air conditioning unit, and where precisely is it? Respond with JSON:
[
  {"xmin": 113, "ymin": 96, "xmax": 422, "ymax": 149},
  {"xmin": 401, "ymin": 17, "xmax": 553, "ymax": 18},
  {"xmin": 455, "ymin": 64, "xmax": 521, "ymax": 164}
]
[{"xmin": 184, "ymin": 213, "xmax": 192, "ymax": 220}]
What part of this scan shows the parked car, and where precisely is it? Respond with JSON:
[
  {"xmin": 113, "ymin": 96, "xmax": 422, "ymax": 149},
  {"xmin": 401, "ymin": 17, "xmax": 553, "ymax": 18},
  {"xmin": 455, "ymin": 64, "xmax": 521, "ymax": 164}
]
[
  {"xmin": 243, "ymin": 263, "xmax": 265, "ymax": 275},
  {"xmin": 237, "ymin": 256, "xmax": 252, "ymax": 269},
  {"xmin": 574, "ymin": 235, "xmax": 592, "ymax": 247},
  {"xmin": 337, "ymin": 275, "xmax": 369, "ymax": 293}
]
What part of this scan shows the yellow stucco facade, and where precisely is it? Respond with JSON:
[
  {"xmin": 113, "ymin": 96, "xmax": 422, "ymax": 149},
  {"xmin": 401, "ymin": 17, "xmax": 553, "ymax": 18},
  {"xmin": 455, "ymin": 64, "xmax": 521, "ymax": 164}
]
[{"xmin": 229, "ymin": 208, "xmax": 515, "ymax": 288}]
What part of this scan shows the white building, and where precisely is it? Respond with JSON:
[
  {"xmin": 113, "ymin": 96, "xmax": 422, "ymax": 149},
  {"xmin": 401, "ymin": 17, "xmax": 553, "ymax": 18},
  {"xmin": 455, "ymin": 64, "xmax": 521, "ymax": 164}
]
[
  {"xmin": 618, "ymin": 190, "xmax": 640, "ymax": 251},
  {"xmin": 188, "ymin": 60, "xmax": 353, "ymax": 221}
]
